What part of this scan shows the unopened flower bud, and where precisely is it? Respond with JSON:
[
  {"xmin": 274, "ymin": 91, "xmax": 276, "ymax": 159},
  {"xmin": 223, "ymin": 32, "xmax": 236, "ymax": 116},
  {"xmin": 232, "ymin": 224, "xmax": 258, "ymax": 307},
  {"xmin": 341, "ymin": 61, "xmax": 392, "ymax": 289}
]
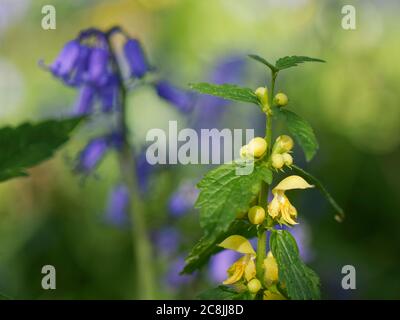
[
  {"xmin": 247, "ymin": 278, "xmax": 262, "ymax": 293},
  {"xmin": 248, "ymin": 206, "xmax": 265, "ymax": 225},
  {"xmin": 255, "ymin": 87, "xmax": 269, "ymax": 106},
  {"xmin": 271, "ymin": 154, "xmax": 284, "ymax": 169},
  {"xmin": 274, "ymin": 92, "xmax": 288, "ymax": 107},
  {"xmin": 247, "ymin": 137, "xmax": 267, "ymax": 158},
  {"xmin": 273, "ymin": 135, "xmax": 294, "ymax": 154},
  {"xmin": 240, "ymin": 145, "xmax": 249, "ymax": 159},
  {"xmin": 282, "ymin": 153, "xmax": 293, "ymax": 166}
]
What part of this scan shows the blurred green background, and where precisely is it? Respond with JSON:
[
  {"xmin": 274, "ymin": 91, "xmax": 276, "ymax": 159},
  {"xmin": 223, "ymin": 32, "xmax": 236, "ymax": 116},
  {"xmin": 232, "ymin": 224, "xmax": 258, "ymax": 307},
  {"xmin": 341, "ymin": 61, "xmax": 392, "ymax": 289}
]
[{"xmin": 0, "ymin": 0, "xmax": 399, "ymax": 299}]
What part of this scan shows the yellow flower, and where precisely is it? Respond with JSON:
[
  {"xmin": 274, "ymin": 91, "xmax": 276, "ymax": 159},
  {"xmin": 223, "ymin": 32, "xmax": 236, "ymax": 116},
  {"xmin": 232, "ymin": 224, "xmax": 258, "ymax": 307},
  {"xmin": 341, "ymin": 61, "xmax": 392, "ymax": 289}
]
[
  {"xmin": 263, "ymin": 290, "xmax": 286, "ymax": 300},
  {"xmin": 218, "ymin": 235, "xmax": 256, "ymax": 285},
  {"xmin": 263, "ymin": 251, "xmax": 279, "ymax": 286},
  {"xmin": 272, "ymin": 135, "xmax": 294, "ymax": 154},
  {"xmin": 267, "ymin": 175, "xmax": 314, "ymax": 226}
]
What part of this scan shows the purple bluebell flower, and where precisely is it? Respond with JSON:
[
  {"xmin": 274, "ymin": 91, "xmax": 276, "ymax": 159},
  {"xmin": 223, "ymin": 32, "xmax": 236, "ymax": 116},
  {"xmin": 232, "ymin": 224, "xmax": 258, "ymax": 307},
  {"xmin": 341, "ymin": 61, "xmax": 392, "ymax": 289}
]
[
  {"xmin": 73, "ymin": 85, "xmax": 96, "ymax": 115},
  {"xmin": 99, "ymin": 75, "xmax": 120, "ymax": 112},
  {"xmin": 208, "ymin": 249, "xmax": 241, "ymax": 284},
  {"xmin": 168, "ymin": 181, "xmax": 199, "ymax": 217},
  {"xmin": 155, "ymin": 80, "xmax": 194, "ymax": 113},
  {"xmin": 66, "ymin": 44, "xmax": 91, "ymax": 87},
  {"xmin": 105, "ymin": 184, "xmax": 130, "ymax": 227},
  {"xmin": 124, "ymin": 39, "xmax": 151, "ymax": 78},
  {"xmin": 153, "ymin": 227, "xmax": 181, "ymax": 257},
  {"xmin": 86, "ymin": 47, "xmax": 110, "ymax": 86},
  {"xmin": 75, "ymin": 137, "xmax": 109, "ymax": 174},
  {"xmin": 50, "ymin": 40, "xmax": 80, "ymax": 79},
  {"xmin": 165, "ymin": 256, "xmax": 195, "ymax": 289}
]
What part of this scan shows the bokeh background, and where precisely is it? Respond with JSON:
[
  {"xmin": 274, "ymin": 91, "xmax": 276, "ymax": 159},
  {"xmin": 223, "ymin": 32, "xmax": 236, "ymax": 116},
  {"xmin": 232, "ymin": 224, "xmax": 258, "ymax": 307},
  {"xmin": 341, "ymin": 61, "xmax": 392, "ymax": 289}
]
[{"xmin": 0, "ymin": 0, "xmax": 399, "ymax": 299}]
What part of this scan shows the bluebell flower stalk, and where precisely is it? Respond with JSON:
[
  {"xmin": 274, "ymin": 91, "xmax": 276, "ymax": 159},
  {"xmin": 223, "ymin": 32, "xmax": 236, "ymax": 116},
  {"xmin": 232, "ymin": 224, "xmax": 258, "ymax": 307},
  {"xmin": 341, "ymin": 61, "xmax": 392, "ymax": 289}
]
[
  {"xmin": 44, "ymin": 26, "xmax": 196, "ymax": 299},
  {"xmin": 105, "ymin": 30, "xmax": 156, "ymax": 299}
]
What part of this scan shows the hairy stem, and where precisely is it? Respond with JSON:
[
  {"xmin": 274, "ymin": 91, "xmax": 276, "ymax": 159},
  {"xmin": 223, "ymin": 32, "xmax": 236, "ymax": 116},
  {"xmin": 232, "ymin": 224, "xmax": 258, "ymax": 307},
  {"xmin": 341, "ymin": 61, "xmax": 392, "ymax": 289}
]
[
  {"xmin": 256, "ymin": 70, "xmax": 278, "ymax": 282},
  {"xmin": 106, "ymin": 34, "xmax": 156, "ymax": 299}
]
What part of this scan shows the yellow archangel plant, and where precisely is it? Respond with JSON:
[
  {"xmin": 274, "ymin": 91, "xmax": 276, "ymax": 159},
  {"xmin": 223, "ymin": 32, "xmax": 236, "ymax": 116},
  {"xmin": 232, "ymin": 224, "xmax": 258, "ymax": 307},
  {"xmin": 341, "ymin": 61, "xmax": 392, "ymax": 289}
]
[{"xmin": 183, "ymin": 54, "xmax": 344, "ymax": 300}]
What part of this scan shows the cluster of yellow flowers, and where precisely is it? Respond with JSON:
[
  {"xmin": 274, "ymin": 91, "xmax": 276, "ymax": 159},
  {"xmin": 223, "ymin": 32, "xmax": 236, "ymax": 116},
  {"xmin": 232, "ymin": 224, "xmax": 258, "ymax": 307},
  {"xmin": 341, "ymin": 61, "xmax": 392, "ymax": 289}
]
[
  {"xmin": 218, "ymin": 235, "xmax": 284, "ymax": 300},
  {"xmin": 271, "ymin": 135, "xmax": 294, "ymax": 170},
  {"xmin": 244, "ymin": 175, "xmax": 314, "ymax": 227}
]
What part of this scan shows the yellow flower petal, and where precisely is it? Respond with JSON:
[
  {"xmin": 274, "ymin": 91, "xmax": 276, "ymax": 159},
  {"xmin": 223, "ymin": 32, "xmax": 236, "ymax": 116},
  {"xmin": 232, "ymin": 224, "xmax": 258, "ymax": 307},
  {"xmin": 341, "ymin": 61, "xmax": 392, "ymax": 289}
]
[
  {"xmin": 218, "ymin": 235, "xmax": 256, "ymax": 255},
  {"xmin": 273, "ymin": 175, "xmax": 314, "ymax": 192},
  {"xmin": 267, "ymin": 195, "xmax": 280, "ymax": 218},
  {"xmin": 264, "ymin": 252, "xmax": 279, "ymax": 286},
  {"xmin": 223, "ymin": 257, "xmax": 247, "ymax": 285},
  {"xmin": 244, "ymin": 257, "xmax": 256, "ymax": 282},
  {"xmin": 263, "ymin": 290, "xmax": 286, "ymax": 300}
]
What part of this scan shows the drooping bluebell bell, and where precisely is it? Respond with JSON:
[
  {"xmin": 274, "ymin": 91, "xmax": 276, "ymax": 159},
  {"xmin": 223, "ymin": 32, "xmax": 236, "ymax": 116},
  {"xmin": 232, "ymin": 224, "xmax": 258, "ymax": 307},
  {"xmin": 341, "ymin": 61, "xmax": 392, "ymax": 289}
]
[
  {"xmin": 75, "ymin": 136, "xmax": 109, "ymax": 174},
  {"xmin": 124, "ymin": 39, "xmax": 151, "ymax": 78},
  {"xmin": 168, "ymin": 181, "xmax": 199, "ymax": 217},
  {"xmin": 155, "ymin": 80, "xmax": 195, "ymax": 113},
  {"xmin": 73, "ymin": 85, "xmax": 96, "ymax": 115},
  {"xmin": 86, "ymin": 46, "xmax": 110, "ymax": 87},
  {"xmin": 99, "ymin": 75, "xmax": 120, "ymax": 113},
  {"xmin": 105, "ymin": 184, "xmax": 130, "ymax": 227},
  {"xmin": 49, "ymin": 40, "xmax": 81, "ymax": 80}
]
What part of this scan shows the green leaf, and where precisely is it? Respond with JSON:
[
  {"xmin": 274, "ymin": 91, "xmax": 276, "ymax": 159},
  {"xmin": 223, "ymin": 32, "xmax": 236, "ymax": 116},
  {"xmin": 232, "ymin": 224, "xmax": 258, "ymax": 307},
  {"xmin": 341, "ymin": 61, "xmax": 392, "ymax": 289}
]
[
  {"xmin": 248, "ymin": 54, "xmax": 278, "ymax": 72},
  {"xmin": 270, "ymin": 230, "xmax": 321, "ymax": 300},
  {"xmin": 181, "ymin": 220, "xmax": 257, "ymax": 274},
  {"xmin": 190, "ymin": 83, "xmax": 260, "ymax": 105},
  {"xmin": 198, "ymin": 286, "xmax": 252, "ymax": 300},
  {"xmin": 0, "ymin": 117, "xmax": 84, "ymax": 183},
  {"xmin": 196, "ymin": 162, "xmax": 272, "ymax": 238},
  {"xmin": 279, "ymin": 109, "xmax": 319, "ymax": 161},
  {"xmin": 291, "ymin": 165, "xmax": 345, "ymax": 222},
  {"xmin": 275, "ymin": 55, "xmax": 325, "ymax": 70}
]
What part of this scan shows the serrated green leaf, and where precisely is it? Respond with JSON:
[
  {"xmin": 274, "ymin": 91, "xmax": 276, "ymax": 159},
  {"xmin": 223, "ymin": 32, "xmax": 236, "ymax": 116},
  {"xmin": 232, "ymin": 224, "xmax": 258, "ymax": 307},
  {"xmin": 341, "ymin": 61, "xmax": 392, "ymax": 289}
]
[
  {"xmin": 270, "ymin": 230, "xmax": 320, "ymax": 300},
  {"xmin": 248, "ymin": 54, "xmax": 278, "ymax": 72},
  {"xmin": 275, "ymin": 55, "xmax": 325, "ymax": 70},
  {"xmin": 190, "ymin": 83, "xmax": 260, "ymax": 105},
  {"xmin": 291, "ymin": 165, "xmax": 345, "ymax": 222},
  {"xmin": 181, "ymin": 220, "xmax": 257, "ymax": 274},
  {"xmin": 196, "ymin": 162, "xmax": 272, "ymax": 238},
  {"xmin": 0, "ymin": 117, "xmax": 84, "ymax": 183},
  {"xmin": 279, "ymin": 109, "xmax": 319, "ymax": 161},
  {"xmin": 198, "ymin": 286, "xmax": 253, "ymax": 300}
]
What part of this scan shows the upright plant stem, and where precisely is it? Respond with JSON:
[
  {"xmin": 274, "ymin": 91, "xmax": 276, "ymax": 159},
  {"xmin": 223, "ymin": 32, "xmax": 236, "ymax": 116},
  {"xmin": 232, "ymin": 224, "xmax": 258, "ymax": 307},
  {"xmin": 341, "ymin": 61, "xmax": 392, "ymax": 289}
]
[
  {"xmin": 256, "ymin": 71, "xmax": 277, "ymax": 281},
  {"xmin": 106, "ymin": 35, "xmax": 156, "ymax": 299}
]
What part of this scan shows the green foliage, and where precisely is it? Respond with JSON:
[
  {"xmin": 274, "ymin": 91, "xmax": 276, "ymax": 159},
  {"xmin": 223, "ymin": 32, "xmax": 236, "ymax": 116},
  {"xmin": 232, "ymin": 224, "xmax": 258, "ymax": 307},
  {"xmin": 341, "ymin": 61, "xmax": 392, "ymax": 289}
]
[
  {"xmin": 279, "ymin": 109, "xmax": 319, "ymax": 161},
  {"xmin": 292, "ymin": 165, "xmax": 345, "ymax": 221},
  {"xmin": 248, "ymin": 54, "xmax": 278, "ymax": 72},
  {"xmin": 198, "ymin": 285, "xmax": 252, "ymax": 300},
  {"xmin": 270, "ymin": 230, "xmax": 321, "ymax": 300},
  {"xmin": 0, "ymin": 117, "xmax": 84, "ymax": 183},
  {"xmin": 189, "ymin": 83, "xmax": 260, "ymax": 105},
  {"xmin": 197, "ymin": 162, "xmax": 272, "ymax": 238},
  {"xmin": 182, "ymin": 220, "xmax": 257, "ymax": 274},
  {"xmin": 249, "ymin": 54, "xmax": 325, "ymax": 73},
  {"xmin": 275, "ymin": 56, "xmax": 325, "ymax": 70}
]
